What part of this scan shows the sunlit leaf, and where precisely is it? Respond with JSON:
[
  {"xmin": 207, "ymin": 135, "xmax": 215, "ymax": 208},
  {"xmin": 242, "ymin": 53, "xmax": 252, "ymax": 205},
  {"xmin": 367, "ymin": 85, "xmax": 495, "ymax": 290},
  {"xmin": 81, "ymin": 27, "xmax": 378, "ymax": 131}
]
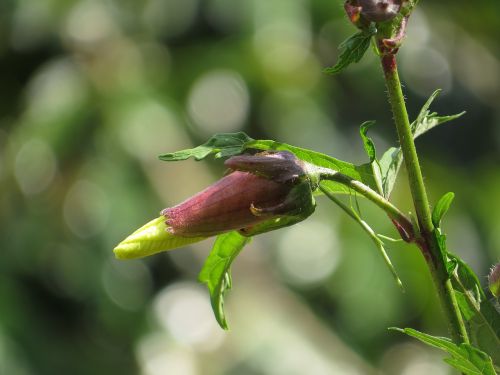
[
  {"xmin": 159, "ymin": 132, "xmax": 379, "ymax": 195},
  {"xmin": 379, "ymin": 90, "xmax": 465, "ymax": 197},
  {"xmin": 198, "ymin": 231, "xmax": 251, "ymax": 330},
  {"xmin": 359, "ymin": 120, "xmax": 383, "ymax": 194},
  {"xmin": 391, "ymin": 327, "xmax": 496, "ymax": 375},
  {"xmin": 449, "ymin": 253, "xmax": 500, "ymax": 367},
  {"xmin": 432, "ymin": 192, "xmax": 455, "ymax": 228},
  {"xmin": 323, "ymin": 27, "xmax": 376, "ymax": 75},
  {"xmin": 158, "ymin": 132, "xmax": 253, "ymax": 161},
  {"xmin": 412, "ymin": 89, "xmax": 466, "ymax": 139}
]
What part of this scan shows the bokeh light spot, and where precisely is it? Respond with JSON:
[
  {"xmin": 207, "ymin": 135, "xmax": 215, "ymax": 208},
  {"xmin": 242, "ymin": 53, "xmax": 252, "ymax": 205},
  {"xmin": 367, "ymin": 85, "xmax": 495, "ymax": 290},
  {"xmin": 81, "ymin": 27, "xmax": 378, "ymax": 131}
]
[
  {"xmin": 276, "ymin": 220, "xmax": 340, "ymax": 286},
  {"xmin": 153, "ymin": 282, "xmax": 224, "ymax": 350},
  {"xmin": 64, "ymin": 0, "xmax": 118, "ymax": 46},
  {"xmin": 102, "ymin": 260, "xmax": 152, "ymax": 311},
  {"xmin": 400, "ymin": 47, "xmax": 452, "ymax": 97},
  {"xmin": 14, "ymin": 138, "xmax": 57, "ymax": 195},
  {"xmin": 142, "ymin": 0, "xmax": 198, "ymax": 38},
  {"xmin": 63, "ymin": 180, "xmax": 110, "ymax": 238},
  {"xmin": 120, "ymin": 101, "xmax": 190, "ymax": 162},
  {"xmin": 26, "ymin": 58, "xmax": 86, "ymax": 121},
  {"xmin": 137, "ymin": 334, "xmax": 198, "ymax": 375},
  {"xmin": 187, "ymin": 70, "xmax": 249, "ymax": 135}
]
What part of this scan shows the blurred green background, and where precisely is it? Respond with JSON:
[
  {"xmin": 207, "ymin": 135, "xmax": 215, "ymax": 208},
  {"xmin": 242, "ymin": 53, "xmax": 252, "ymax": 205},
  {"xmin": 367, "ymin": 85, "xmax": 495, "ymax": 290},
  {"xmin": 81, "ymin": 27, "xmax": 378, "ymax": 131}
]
[{"xmin": 0, "ymin": 1, "xmax": 499, "ymax": 374}]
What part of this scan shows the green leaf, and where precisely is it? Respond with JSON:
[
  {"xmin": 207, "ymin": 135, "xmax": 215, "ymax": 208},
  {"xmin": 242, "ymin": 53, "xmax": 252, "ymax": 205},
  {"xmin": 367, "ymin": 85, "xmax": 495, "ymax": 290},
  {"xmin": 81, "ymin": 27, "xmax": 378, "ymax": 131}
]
[
  {"xmin": 159, "ymin": 132, "xmax": 379, "ymax": 195},
  {"xmin": 320, "ymin": 184, "xmax": 403, "ymax": 290},
  {"xmin": 433, "ymin": 229, "xmax": 450, "ymax": 275},
  {"xmin": 359, "ymin": 120, "xmax": 377, "ymax": 161},
  {"xmin": 412, "ymin": 89, "xmax": 466, "ymax": 139},
  {"xmin": 359, "ymin": 120, "xmax": 383, "ymax": 194},
  {"xmin": 198, "ymin": 231, "xmax": 251, "ymax": 330},
  {"xmin": 449, "ymin": 253, "xmax": 500, "ymax": 367},
  {"xmin": 114, "ymin": 216, "xmax": 206, "ymax": 259},
  {"xmin": 432, "ymin": 192, "xmax": 455, "ymax": 228},
  {"xmin": 378, "ymin": 146, "xmax": 402, "ymax": 198},
  {"xmin": 158, "ymin": 132, "xmax": 253, "ymax": 161},
  {"xmin": 323, "ymin": 28, "xmax": 376, "ymax": 75},
  {"xmin": 378, "ymin": 90, "xmax": 465, "ymax": 197},
  {"xmin": 391, "ymin": 327, "xmax": 497, "ymax": 375}
]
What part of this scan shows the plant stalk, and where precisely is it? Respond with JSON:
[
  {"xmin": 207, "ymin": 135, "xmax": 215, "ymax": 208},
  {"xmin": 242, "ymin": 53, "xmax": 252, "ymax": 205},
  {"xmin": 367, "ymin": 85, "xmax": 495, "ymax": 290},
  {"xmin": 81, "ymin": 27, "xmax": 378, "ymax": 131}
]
[
  {"xmin": 381, "ymin": 53, "xmax": 469, "ymax": 344},
  {"xmin": 318, "ymin": 169, "xmax": 414, "ymax": 241}
]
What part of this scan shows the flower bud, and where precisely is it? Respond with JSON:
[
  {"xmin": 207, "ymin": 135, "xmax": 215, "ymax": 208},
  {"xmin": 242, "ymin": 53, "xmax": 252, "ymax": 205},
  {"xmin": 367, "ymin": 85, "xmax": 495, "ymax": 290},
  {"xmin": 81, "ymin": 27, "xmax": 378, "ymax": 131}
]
[
  {"xmin": 344, "ymin": 1, "xmax": 363, "ymax": 26},
  {"xmin": 489, "ymin": 263, "xmax": 500, "ymax": 298},
  {"xmin": 358, "ymin": 0, "xmax": 401, "ymax": 22},
  {"xmin": 162, "ymin": 151, "xmax": 315, "ymax": 237}
]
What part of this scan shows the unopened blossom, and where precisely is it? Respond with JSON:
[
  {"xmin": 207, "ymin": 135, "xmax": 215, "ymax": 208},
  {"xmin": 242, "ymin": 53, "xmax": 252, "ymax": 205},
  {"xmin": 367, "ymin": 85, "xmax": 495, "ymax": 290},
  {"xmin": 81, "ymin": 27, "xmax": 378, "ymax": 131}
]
[
  {"xmin": 162, "ymin": 151, "xmax": 316, "ymax": 237},
  {"xmin": 114, "ymin": 151, "xmax": 317, "ymax": 260},
  {"xmin": 353, "ymin": 0, "xmax": 402, "ymax": 23}
]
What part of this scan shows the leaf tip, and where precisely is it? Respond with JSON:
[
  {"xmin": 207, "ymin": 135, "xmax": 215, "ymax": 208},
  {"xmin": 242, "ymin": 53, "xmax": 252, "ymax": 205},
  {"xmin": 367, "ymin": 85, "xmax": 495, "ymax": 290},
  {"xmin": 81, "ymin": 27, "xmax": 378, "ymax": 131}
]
[{"xmin": 388, "ymin": 327, "xmax": 404, "ymax": 333}]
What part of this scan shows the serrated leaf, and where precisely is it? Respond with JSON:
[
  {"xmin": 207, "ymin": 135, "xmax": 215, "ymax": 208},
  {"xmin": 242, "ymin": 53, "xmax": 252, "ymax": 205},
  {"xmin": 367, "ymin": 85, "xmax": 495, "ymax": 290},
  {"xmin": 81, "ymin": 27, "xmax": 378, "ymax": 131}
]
[
  {"xmin": 359, "ymin": 120, "xmax": 383, "ymax": 194},
  {"xmin": 412, "ymin": 89, "xmax": 466, "ymax": 139},
  {"xmin": 433, "ymin": 229, "xmax": 450, "ymax": 275},
  {"xmin": 378, "ymin": 146, "xmax": 402, "ymax": 198},
  {"xmin": 454, "ymin": 290, "xmax": 477, "ymax": 321},
  {"xmin": 391, "ymin": 327, "xmax": 496, "ymax": 375},
  {"xmin": 158, "ymin": 132, "xmax": 253, "ymax": 161},
  {"xmin": 198, "ymin": 231, "xmax": 251, "ymax": 330},
  {"xmin": 432, "ymin": 192, "xmax": 455, "ymax": 228},
  {"xmin": 449, "ymin": 253, "xmax": 500, "ymax": 367},
  {"xmin": 379, "ymin": 90, "xmax": 465, "ymax": 197},
  {"xmin": 323, "ymin": 28, "xmax": 376, "ymax": 75},
  {"xmin": 359, "ymin": 120, "xmax": 377, "ymax": 162},
  {"xmin": 114, "ymin": 216, "xmax": 206, "ymax": 259},
  {"xmin": 159, "ymin": 132, "xmax": 379, "ymax": 195}
]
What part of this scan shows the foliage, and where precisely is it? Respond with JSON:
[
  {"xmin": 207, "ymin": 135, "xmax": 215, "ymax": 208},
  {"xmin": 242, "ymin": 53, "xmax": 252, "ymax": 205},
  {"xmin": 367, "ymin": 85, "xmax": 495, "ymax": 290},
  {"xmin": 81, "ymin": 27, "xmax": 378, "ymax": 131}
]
[{"xmin": 392, "ymin": 328, "xmax": 497, "ymax": 375}]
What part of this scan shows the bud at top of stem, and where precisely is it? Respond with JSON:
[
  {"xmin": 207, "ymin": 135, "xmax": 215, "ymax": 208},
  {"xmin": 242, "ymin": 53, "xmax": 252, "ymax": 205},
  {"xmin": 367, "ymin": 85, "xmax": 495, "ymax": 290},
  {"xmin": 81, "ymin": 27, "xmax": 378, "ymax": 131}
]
[{"xmin": 350, "ymin": 0, "xmax": 402, "ymax": 23}]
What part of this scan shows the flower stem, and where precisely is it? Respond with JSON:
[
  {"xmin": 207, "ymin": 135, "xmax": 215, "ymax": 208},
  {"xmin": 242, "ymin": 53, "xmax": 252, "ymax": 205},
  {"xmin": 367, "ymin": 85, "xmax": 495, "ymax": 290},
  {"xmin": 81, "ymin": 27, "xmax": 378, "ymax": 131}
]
[
  {"xmin": 320, "ymin": 184, "xmax": 404, "ymax": 290},
  {"xmin": 318, "ymin": 169, "xmax": 414, "ymax": 241},
  {"xmin": 381, "ymin": 53, "xmax": 469, "ymax": 344}
]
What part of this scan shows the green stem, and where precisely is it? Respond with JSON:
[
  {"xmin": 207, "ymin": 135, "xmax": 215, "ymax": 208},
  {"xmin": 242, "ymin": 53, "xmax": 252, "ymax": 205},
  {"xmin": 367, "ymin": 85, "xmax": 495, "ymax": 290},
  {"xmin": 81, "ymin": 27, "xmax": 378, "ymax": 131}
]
[
  {"xmin": 381, "ymin": 53, "xmax": 469, "ymax": 345},
  {"xmin": 320, "ymin": 184, "xmax": 404, "ymax": 290},
  {"xmin": 318, "ymin": 169, "xmax": 414, "ymax": 241}
]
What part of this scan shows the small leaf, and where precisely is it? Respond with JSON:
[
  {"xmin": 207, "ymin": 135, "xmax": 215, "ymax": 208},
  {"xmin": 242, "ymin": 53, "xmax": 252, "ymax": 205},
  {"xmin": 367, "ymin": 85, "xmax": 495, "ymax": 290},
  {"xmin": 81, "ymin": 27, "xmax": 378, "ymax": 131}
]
[
  {"xmin": 432, "ymin": 192, "xmax": 455, "ymax": 228},
  {"xmin": 158, "ymin": 132, "xmax": 253, "ymax": 161},
  {"xmin": 391, "ymin": 327, "xmax": 497, "ymax": 375},
  {"xmin": 359, "ymin": 120, "xmax": 383, "ymax": 194},
  {"xmin": 378, "ymin": 146, "xmax": 402, "ymax": 198},
  {"xmin": 114, "ymin": 216, "xmax": 206, "ymax": 259},
  {"xmin": 359, "ymin": 120, "xmax": 377, "ymax": 162},
  {"xmin": 198, "ymin": 231, "xmax": 251, "ymax": 330},
  {"xmin": 378, "ymin": 90, "xmax": 465, "ymax": 197},
  {"xmin": 433, "ymin": 229, "xmax": 451, "ymax": 275},
  {"xmin": 412, "ymin": 89, "xmax": 466, "ymax": 139},
  {"xmin": 159, "ymin": 132, "xmax": 379, "ymax": 195},
  {"xmin": 454, "ymin": 290, "xmax": 477, "ymax": 321},
  {"xmin": 323, "ymin": 28, "xmax": 376, "ymax": 75},
  {"xmin": 449, "ymin": 253, "xmax": 500, "ymax": 367}
]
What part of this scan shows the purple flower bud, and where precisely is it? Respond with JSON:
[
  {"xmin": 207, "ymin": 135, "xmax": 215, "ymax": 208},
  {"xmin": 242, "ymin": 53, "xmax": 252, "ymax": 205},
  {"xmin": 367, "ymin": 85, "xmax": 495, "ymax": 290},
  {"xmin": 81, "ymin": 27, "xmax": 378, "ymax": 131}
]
[
  {"xmin": 358, "ymin": 0, "xmax": 401, "ymax": 22},
  {"xmin": 162, "ymin": 151, "xmax": 314, "ymax": 237}
]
